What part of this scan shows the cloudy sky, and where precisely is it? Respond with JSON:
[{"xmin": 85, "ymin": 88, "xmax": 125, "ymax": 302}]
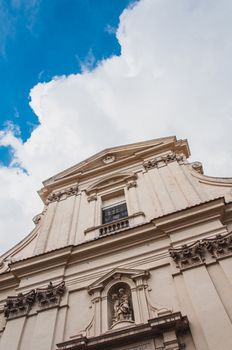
[{"xmin": 0, "ymin": 0, "xmax": 232, "ymax": 254}]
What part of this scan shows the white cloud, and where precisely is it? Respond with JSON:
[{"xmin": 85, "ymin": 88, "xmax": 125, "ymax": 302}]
[{"xmin": 1, "ymin": 0, "xmax": 232, "ymax": 254}]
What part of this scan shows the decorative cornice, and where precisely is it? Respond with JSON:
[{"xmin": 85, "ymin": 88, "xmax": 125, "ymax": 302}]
[
  {"xmin": 3, "ymin": 281, "xmax": 66, "ymax": 319},
  {"xmin": 143, "ymin": 152, "xmax": 184, "ymax": 170},
  {"xmin": 46, "ymin": 185, "xmax": 79, "ymax": 204},
  {"xmin": 57, "ymin": 312, "xmax": 189, "ymax": 350},
  {"xmin": 169, "ymin": 231, "xmax": 232, "ymax": 270}
]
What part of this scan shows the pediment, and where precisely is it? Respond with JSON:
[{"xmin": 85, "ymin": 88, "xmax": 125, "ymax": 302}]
[
  {"xmin": 88, "ymin": 268, "xmax": 149, "ymax": 294},
  {"xmin": 43, "ymin": 137, "xmax": 189, "ymax": 187},
  {"xmin": 85, "ymin": 172, "xmax": 137, "ymax": 195}
]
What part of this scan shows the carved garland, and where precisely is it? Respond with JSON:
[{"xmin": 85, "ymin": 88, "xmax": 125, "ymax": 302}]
[
  {"xmin": 4, "ymin": 281, "xmax": 66, "ymax": 320},
  {"xmin": 143, "ymin": 152, "xmax": 184, "ymax": 170},
  {"xmin": 169, "ymin": 232, "xmax": 232, "ymax": 270}
]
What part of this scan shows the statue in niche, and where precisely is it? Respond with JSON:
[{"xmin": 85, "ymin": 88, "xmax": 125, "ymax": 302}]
[{"xmin": 111, "ymin": 287, "xmax": 133, "ymax": 324}]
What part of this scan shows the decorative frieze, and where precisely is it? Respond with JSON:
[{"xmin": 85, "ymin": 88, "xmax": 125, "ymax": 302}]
[
  {"xmin": 4, "ymin": 290, "xmax": 36, "ymax": 319},
  {"xmin": 46, "ymin": 185, "xmax": 79, "ymax": 204},
  {"xmin": 169, "ymin": 232, "xmax": 232, "ymax": 270},
  {"xmin": 143, "ymin": 152, "xmax": 184, "ymax": 170},
  {"xmin": 4, "ymin": 281, "xmax": 66, "ymax": 319}
]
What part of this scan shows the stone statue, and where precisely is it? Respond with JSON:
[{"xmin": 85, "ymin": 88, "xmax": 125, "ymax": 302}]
[{"xmin": 112, "ymin": 287, "xmax": 132, "ymax": 323}]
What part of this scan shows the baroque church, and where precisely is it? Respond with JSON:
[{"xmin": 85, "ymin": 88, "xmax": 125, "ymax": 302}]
[{"xmin": 0, "ymin": 136, "xmax": 232, "ymax": 350}]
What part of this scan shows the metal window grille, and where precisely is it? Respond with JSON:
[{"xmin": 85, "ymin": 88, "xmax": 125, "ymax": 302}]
[{"xmin": 102, "ymin": 202, "xmax": 128, "ymax": 224}]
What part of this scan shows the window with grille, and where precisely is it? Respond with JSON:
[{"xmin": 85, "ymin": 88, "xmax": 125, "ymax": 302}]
[{"xmin": 102, "ymin": 202, "xmax": 128, "ymax": 224}]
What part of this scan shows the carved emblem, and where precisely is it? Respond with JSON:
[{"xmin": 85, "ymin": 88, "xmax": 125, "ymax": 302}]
[
  {"xmin": 4, "ymin": 290, "xmax": 36, "ymax": 319},
  {"xmin": 143, "ymin": 152, "xmax": 184, "ymax": 170},
  {"xmin": 102, "ymin": 155, "xmax": 116, "ymax": 164}
]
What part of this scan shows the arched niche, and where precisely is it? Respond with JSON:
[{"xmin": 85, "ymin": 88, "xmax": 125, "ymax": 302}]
[{"xmin": 88, "ymin": 268, "xmax": 150, "ymax": 335}]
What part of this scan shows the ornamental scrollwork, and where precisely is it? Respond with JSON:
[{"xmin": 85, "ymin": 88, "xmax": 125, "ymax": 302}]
[
  {"xmin": 46, "ymin": 185, "xmax": 79, "ymax": 204},
  {"xmin": 3, "ymin": 281, "xmax": 66, "ymax": 319},
  {"xmin": 143, "ymin": 152, "xmax": 184, "ymax": 170},
  {"xmin": 169, "ymin": 232, "xmax": 232, "ymax": 270}
]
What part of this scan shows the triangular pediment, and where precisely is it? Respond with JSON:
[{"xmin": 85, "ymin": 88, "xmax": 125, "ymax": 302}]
[
  {"xmin": 88, "ymin": 268, "xmax": 149, "ymax": 294},
  {"xmin": 42, "ymin": 137, "xmax": 189, "ymax": 186}
]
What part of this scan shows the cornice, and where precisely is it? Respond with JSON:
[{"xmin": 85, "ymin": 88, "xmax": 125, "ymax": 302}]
[
  {"xmin": 153, "ymin": 197, "xmax": 225, "ymax": 233},
  {"xmin": 57, "ymin": 312, "xmax": 189, "ymax": 350},
  {"xmin": 8, "ymin": 246, "xmax": 72, "ymax": 279},
  {"xmin": 2, "ymin": 198, "xmax": 228, "ymax": 286}
]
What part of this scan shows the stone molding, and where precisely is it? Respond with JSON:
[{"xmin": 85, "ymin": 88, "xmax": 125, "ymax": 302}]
[
  {"xmin": 143, "ymin": 152, "xmax": 185, "ymax": 170},
  {"xmin": 169, "ymin": 231, "xmax": 232, "ymax": 270},
  {"xmin": 46, "ymin": 185, "xmax": 79, "ymax": 204},
  {"xmin": 57, "ymin": 312, "xmax": 189, "ymax": 350},
  {"xmin": 3, "ymin": 281, "xmax": 65, "ymax": 319}
]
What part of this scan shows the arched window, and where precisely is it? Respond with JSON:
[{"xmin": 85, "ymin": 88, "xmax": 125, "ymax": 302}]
[{"xmin": 108, "ymin": 282, "xmax": 134, "ymax": 329}]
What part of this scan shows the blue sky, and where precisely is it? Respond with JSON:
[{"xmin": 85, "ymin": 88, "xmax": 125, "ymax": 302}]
[
  {"xmin": 0, "ymin": 0, "xmax": 131, "ymax": 165},
  {"xmin": 0, "ymin": 0, "xmax": 232, "ymax": 253}
]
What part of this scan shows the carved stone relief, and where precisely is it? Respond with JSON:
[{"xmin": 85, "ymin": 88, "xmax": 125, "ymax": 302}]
[
  {"xmin": 3, "ymin": 281, "xmax": 66, "ymax": 319},
  {"xmin": 143, "ymin": 152, "xmax": 184, "ymax": 171},
  {"xmin": 102, "ymin": 154, "xmax": 116, "ymax": 164},
  {"xmin": 109, "ymin": 283, "xmax": 134, "ymax": 328},
  {"xmin": 169, "ymin": 231, "xmax": 232, "ymax": 270}
]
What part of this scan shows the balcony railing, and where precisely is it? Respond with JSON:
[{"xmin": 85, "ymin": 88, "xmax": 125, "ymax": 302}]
[
  {"xmin": 99, "ymin": 218, "xmax": 129, "ymax": 235},
  {"xmin": 84, "ymin": 212, "xmax": 145, "ymax": 240}
]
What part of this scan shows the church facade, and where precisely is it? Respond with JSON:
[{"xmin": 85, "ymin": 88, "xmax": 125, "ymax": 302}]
[{"xmin": 0, "ymin": 136, "xmax": 232, "ymax": 350}]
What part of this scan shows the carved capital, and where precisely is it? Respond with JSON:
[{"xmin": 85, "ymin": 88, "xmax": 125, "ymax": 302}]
[
  {"xmin": 46, "ymin": 185, "xmax": 79, "ymax": 204},
  {"xmin": 204, "ymin": 232, "xmax": 232, "ymax": 258},
  {"xmin": 143, "ymin": 152, "xmax": 184, "ymax": 170},
  {"xmin": 87, "ymin": 194, "xmax": 97, "ymax": 202},
  {"xmin": 169, "ymin": 241, "xmax": 205, "ymax": 269},
  {"xmin": 4, "ymin": 290, "xmax": 36, "ymax": 319},
  {"xmin": 169, "ymin": 232, "xmax": 232, "ymax": 270},
  {"xmin": 37, "ymin": 281, "xmax": 66, "ymax": 308},
  {"xmin": 4, "ymin": 281, "xmax": 66, "ymax": 319},
  {"xmin": 126, "ymin": 180, "xmax": 137, "ymax": 190}
]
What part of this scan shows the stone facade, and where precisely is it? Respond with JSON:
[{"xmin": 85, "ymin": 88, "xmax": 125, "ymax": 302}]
[{"xmin": 0, "ymin": 136, "xmax": 232, "ymax": 350}]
